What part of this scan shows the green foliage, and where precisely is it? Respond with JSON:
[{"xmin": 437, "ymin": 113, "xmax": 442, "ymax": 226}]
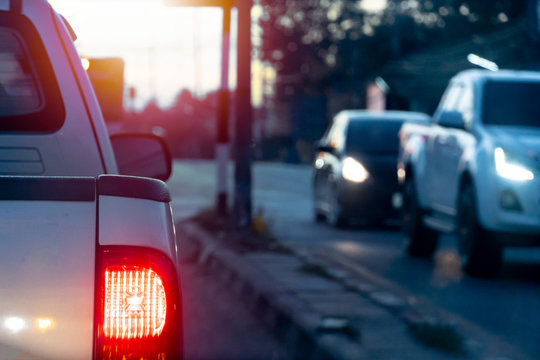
[
  {"xmin": 385, "ymin": 0, "xmax": 527, "ymax": 50},
  {"xmin": 257, "ymin": 0, "xmax": 528, "ymax": 94}
]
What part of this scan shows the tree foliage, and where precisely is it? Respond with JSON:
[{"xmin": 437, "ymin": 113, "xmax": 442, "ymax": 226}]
[{"xmin": 258, "ymin": 0, "xmax": 528, "ymax": 91}]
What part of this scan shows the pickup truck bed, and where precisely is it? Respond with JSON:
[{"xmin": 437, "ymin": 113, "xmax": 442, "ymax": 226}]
[
  {"xmin": 0, "ymin": 175, "xmax": 181, "ymax": 359},
  {"xmin": 0, "ymin": 1, "xmax": 182, "ymax": 358}
]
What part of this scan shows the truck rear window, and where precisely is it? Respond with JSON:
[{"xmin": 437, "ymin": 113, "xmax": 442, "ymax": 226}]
[
  {"xmin": 0, "ymin": 28, "xmax": 43, "ymax": 116},
  {"xmin": 0, "ymin": 11, "xmax": 64, "ymax": 132}
]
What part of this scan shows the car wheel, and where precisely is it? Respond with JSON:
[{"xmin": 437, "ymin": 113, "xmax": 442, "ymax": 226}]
[
  {"xmin": 328, "ymin": 187, "xmax": 348, "ymax": 228},
  {"xmin": 457, "ymin": 184, "xmax": 502, "ymax": 277},
  {"xmin": 313, "ymin": 176, "xmax": 326, "ymax": 223},
  {"xmin": 314, "ymin": 208, "xmax": 327, "ymax": 223},
  {"xmin": 402, "ymin": 178, "xmax": 438, "ymax": 257}
]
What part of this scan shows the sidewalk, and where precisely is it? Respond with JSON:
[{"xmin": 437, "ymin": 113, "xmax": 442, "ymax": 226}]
[
  {"xmin": 170, "ymin": 161, "xmax": 534, "ymax": 360},
  {"xmin": 177, "ymin": 221, "xmax": 532, "ymax": 360}
]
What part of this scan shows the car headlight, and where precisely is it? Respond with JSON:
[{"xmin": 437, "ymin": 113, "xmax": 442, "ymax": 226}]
[
  {"xmin": 342, "ymin": 157, "xmax": 369, "ymax": 183},
  {"xmin": 494, "ymin": 147, "xmax": 534, "ymax": 181}
]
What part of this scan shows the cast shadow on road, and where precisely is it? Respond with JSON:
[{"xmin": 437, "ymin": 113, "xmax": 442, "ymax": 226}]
[
  {"xmin": 315, "ymin": 218, "xmax": 540, "ymax": 285},
  {"xmin": 340, "ymin": 220, "xmax": 402, "ymax": 232},
  {"xmin": 431, "ymin": 248, "xmax": 540, "ymax": 284},
  {"xmin": 326, "ymin": 224, "xmax": 540, "ymax": 285},
  {"xmin": 500, "ymin": 261, "xmax": 540, "ymax": 284}
]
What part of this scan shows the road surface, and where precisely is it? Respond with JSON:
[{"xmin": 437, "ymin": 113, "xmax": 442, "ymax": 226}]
[
  {"xmin": 169, "ymin": 160, "xmax": 540, "ymax": 359},
  {"xmin": 181, "ymin": 252, "xmax": 292, "ymax": 360}
]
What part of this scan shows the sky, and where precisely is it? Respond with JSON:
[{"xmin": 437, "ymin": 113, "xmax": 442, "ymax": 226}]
[
  {"xmin": 50, "ymin": 0, "xmax": 238, "ymax": 110},
  {"xmin": 49, "ymin": 0, "xmax": 387, "ymax": 111}
]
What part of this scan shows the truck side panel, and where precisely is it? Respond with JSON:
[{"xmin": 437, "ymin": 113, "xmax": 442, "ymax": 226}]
[
  {"xmin": 0, "ymin": 179, "xmax": 96, "ymax": 359},
  {"xmin": 98, "ymin": 196, "xmax": 178, "ymax": 273}
]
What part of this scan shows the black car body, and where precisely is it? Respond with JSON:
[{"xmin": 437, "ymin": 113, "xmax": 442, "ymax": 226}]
[{"xmin": 313, "ymin": 110, "xmax": 430, "ymax": 227}]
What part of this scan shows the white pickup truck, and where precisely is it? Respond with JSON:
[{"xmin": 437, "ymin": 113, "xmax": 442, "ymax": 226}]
[
  {"xmin": 398, "ymin": 69, "xmax": 540, "ymax": 276},
  {"xmin": 0, "ymin": 1, "xmax": 182, "ymax": 359}
]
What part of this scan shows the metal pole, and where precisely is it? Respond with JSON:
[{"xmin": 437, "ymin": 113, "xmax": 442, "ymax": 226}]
[
  {"xmin": 216, "ymin": 5, "xmax": 231, "ymax": 216},
  {"xmin": 233, "ymin": 0, "xmax": 253, "ymax": 230}
]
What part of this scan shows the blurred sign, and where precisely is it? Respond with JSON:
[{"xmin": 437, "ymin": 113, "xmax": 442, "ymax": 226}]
[
  {"xmin": 86, "ymin": 58, "xmax": 124, "ymax": 121},
  {"xmin": 164, "ymin": 0, "xmax": 233, "ymax": 7}
]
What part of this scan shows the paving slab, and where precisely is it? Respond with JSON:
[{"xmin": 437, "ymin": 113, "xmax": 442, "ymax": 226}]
[
  {"xmin": 297, "ymin": 292, "xmax": 387, "ymax": 318},
  {"xmin": 177, "ymin": 221, "xmax": 534, "ymax": 360}
]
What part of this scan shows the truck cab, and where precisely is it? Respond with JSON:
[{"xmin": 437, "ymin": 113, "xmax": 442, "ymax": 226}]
[{"xmin": 0, "ymin": 1, "xmax": 182, "ymax": 358}]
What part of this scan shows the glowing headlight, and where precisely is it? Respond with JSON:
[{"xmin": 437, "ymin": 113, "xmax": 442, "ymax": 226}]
[
  {"xmin": 494, "ymin": 147, "xmax": 534, "ymax": 181},
  {"xmin": 342, "ymin": 157, "xmax": 369, "ymax": 183}
]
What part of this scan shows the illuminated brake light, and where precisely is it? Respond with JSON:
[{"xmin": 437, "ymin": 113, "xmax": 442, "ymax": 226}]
[{"xmin": 103, "ymin": 267, "xmax": 166, "ymax": 339}]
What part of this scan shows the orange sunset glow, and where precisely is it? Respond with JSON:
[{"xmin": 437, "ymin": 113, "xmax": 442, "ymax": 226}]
[{"xmin": 49, "ymin": 0, "xmax": 237, "ymax": 110}]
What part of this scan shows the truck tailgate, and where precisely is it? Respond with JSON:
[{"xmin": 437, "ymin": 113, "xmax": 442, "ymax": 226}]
[{"xmin": 0, "ymin": 177, "xmax": 96, "ymax": 359}]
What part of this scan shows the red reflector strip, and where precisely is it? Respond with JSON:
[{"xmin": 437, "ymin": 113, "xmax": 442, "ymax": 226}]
[{"xmin": 103, "ymin": 267, "xmax": 166, "ymax": 339}]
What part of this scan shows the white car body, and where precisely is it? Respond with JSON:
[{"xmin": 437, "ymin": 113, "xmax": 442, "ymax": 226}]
[
  {"xmin": 399, "ymin": 69, "xmax": 540, "ymax": 240},
  {"xmin": 0, "ymin": 1, "xmax": 181, "ymax": 359}
]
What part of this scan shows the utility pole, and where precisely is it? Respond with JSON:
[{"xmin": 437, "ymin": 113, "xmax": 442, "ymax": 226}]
[
  {"xmin": 164, "ymin": 0, "xmax": 234, "ymax": 218},
  {"xmin": 233, "ymin": 0, "xmax": 253, "ymax": 230},
  {"xmin": 216, "ymin": 4, "xmax": 231, "ymax": 216},
  {"xmin": 164, "ymin": 0, "xmax": 253, "ymax": 230}
]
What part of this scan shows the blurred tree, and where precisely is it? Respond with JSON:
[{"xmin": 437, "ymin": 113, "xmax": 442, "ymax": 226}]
[
  {"xmin": 258, "ymin": 0, "xmax": 528, "ymax": 91},
  {"xmin": 255, "ymin": 0, "xmax": 528, "ymax": 161},
  {"xmin": 120, "ymin": 89, "xmax": 218, "ymax": 159},
  {"xmin": 259, "ymin": 0, "xmax": 371, "ymax": 93},
  {"xmin": 386, "ymin": 0, "xmax": 528, "ymax": 53}
]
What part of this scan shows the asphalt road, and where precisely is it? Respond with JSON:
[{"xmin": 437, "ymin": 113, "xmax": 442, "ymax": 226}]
[{"xmin": 169, "ymin": 160, "xmax": 540, "ymax": 359}]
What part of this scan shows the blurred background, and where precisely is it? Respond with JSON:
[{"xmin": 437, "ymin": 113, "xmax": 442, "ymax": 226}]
[{"xmin": 50, "ymin": 0, "xmax": 539, "ymax": 163}]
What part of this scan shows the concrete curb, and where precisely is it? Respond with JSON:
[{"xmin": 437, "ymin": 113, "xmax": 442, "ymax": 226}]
[
  {"xmin": 178, "ymin": 221, "xmax": 533, "ymax": 360},
  {"xmin": 179, "ymin": 222, "xmax": 367, "ymax": 360}
]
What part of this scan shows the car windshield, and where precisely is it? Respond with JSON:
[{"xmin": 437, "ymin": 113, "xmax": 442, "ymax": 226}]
[
  {"xmin": 483, "ymin": 80, "xmax": 540, "ymax": 127},
  {"xmin": 346, "ymin": 120, "xmax": 403, "ymax": 155}
]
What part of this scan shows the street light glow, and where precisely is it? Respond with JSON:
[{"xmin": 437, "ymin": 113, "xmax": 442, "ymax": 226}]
[
  {"xmin": 467, "ymin": 53, "xmax": 499, "ymax": 72},
  {"xmin": 81, "ymin": 57, "xmax": 90, "ymax": 71}
]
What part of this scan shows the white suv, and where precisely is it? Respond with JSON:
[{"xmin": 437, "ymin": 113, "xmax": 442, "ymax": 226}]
[{"xmin": 398, "ymin": 69, "xmax": 540, "ymax": 276}]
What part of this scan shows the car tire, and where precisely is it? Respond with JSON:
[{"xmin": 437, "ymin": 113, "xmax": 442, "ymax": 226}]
[
  {"xmin": 457, "ymin": 184, "xmax": 502, "ymax": 277},
  {"xmin": 314, "ymin": 208, "xmax": 327, "ymax": 223},
  {"xmin": 328, "ymin": 187, "xmax": 349, "ymax": 228},
  {"xmin": 402, "ymin": 178, "xmax": 439, "ymax": 257},
  {"xmin": 313, "ymin": 176, "xmax": 327, "ymax": 223}
]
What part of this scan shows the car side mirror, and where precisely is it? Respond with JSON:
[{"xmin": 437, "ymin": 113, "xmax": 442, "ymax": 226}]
[
  {"xmin": 438, "ymin": 110, "xmax": 465, "ymax": 129},
  {"xmin": 110, "ymin": 134, "xmax": 172, "ymax": 182}
]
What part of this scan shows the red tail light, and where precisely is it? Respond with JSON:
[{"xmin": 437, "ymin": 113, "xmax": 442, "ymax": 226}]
[
  {"xmin": 104, "ymin": 267, "xmax": 167, "ymax": 339},
  {"xmin": 94, "ymin": 246, "xmax": 182, "ymax": 360}
]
